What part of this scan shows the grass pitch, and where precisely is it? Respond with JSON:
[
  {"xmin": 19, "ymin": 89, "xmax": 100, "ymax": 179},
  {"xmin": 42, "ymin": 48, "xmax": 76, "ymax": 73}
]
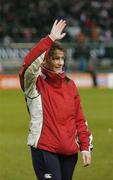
[{"xmin": 0, "ymin": 88, "xmax": 113, "ymax": 180}]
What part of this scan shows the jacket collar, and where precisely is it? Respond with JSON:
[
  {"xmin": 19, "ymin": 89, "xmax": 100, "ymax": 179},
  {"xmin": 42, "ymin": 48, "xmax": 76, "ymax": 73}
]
[{"xmin": 41, "ymin": 66, "xmax": 65, "ymax": 88}]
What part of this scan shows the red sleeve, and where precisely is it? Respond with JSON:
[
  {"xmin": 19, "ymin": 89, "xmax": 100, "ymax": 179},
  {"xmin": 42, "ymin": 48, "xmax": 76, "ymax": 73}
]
[
  {"xmin": 19, "ymin": 36, "xmax": 53, "ymax": 90},
  {"xmin": 72, "ymin": 82, "xmax": 92, "ymax": 151}
]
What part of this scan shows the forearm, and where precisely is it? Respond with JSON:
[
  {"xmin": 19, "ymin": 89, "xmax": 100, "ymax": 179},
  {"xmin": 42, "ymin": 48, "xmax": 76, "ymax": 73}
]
[
  {"xmin": 74, "ymin": 93, "xmax": 93, "ymax": 151},
  {"xmin": 76, "ymin": 118, "xmax": 90, "ymax": 150},
  {"xmin": 19, "ymin": 36, "xmax": 54, "ymax": 90},
  {"xmin": 23, "ymin": 36, "xmax": 54, "ymax": 69}
]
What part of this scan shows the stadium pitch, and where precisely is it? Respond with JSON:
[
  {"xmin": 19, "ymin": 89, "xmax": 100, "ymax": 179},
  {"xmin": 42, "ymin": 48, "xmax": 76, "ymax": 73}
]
[{"xmin": 0, "ymin": 88, "xmax": 112, "ymax": 180}]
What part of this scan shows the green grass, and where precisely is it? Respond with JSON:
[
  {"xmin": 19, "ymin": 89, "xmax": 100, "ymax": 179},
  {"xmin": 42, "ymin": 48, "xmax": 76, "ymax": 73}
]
[{"xmin": 0, "ymin": 88, "xmax": 113, "ymax": 180}]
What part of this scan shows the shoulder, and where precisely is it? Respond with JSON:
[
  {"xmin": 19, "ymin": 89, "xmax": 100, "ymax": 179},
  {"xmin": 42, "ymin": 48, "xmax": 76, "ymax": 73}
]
[
  {"xmin": 65, "ymin": 75, "xmax": 79, "ymax": 94},
  {"xmin": 65, "ymin": 75, "xmax": 76, "ymax": 86},
  {"xmin": 65, "ymin": 76, "xmax": 71, "ymax": 83}
]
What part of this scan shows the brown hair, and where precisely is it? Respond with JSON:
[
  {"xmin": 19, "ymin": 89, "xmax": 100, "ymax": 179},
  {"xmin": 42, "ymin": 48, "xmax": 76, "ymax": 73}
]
[{"xmin": 47, "ymin": 41, "xmax": 65, "ymax": 58}]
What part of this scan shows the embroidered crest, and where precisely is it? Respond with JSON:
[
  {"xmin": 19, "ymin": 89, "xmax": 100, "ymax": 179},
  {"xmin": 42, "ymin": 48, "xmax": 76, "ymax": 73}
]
[{"xmin": 44, "ymin": 173, "xmax": 52, "ymax": 179}]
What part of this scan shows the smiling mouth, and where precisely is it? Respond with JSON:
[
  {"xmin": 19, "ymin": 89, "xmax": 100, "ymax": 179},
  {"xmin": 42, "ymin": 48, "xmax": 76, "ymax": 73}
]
[
  {"xmin": 56, "ymin": 66, "xmax": 63, "ymax": 68},
  {"xmin": 55, "ymin": 67, "xmax": 63, "ymax": 70}
]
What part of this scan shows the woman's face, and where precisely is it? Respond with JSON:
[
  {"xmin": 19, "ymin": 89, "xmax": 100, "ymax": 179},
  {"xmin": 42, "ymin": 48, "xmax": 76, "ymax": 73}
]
[{"xmin": 45, "ymin": 49, "xmax": 65, "ymax": 73}]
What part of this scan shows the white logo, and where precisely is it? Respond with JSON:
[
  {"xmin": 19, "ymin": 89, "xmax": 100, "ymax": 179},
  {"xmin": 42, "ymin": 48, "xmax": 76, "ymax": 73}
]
[{"xmin": 44, "ymin": 173, "xmax": 52, "ymax": 179}]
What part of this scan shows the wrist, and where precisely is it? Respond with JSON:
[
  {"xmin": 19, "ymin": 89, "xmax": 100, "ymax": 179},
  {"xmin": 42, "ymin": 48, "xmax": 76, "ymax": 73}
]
[
  {"xmin": 49, "ymin": 34, "xmax": 56, "ymax": 41},
  {"xmin": 81, "ymin": 151, "xmax": 91, "ymax": 155},
  {"xmin": 81, "ymin": 150, "xmax": 90, "ymax": 153}
]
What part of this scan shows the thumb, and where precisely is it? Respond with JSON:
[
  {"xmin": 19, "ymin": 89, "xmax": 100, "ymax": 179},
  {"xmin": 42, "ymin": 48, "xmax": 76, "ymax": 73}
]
[{"xmin": 59, "ymin": 33, "xmax": 66, "ymax": 40}]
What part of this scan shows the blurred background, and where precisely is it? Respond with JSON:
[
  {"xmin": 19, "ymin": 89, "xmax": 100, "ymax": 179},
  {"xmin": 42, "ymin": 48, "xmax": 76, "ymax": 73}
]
[
  {"xmin": 0, "ymin": 0, "xmax": 113, "ymax": 88},
  {"xmin": 0, "ymin": 0, "xmax": 113, "ymax": 180}
]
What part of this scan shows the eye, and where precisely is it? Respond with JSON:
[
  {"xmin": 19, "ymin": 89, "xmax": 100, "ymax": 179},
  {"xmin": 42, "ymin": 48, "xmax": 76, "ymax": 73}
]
[
  {"xmin": 53, "ymin": 56, "xmax": 59, "ymax": 60},
  {"xmin": 53, "ymin": 56, "xmax": 65, "ymax": 60}
]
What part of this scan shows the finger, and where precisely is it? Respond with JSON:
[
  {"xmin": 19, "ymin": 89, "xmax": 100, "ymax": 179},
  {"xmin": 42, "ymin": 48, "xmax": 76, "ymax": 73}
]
[
  {"xmin": 60, "ymin": 23, "xmax": 66, "ymax": 32},
  {"xmin": 52, "ymin": 19, "xmax": 58, "ymax": 27},
  {"xmin": 57, "ymin": 22, "xmax": 66, "ymax": 36},
  {"xmin": 83, "ymin": 159, "xmax": 91, "ymax": 167},
  {"xmin": 83, "ymin": 163, "xmax": 89, "ymax": 167},
  {"xmin": 82, "ymin": 155, "xmax": 86, "ymax": 166},
  {"xmin": 56, "ymin": 20, "xmax": 66, "ymax": 29},
  {"xmin": 83, "ymin": 155, "xmax": 88, "ymax": 165},
  {"xmin": 87, "ymin": 156, "xmax": 91, "ymax": 165},
  {"xmin": 83, "ymin": 157, "xmax": 91, "ymax": 167},
  {"xmin": 58, "ymin": 20, "xmax": 66, "ymax": 28}
]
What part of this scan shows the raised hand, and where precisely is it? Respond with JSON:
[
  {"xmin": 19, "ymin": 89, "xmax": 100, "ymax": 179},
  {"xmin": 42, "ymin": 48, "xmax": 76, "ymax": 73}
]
[{"xmin": 49, "ymin": 19, "xmax": 66, "ymax": 41}]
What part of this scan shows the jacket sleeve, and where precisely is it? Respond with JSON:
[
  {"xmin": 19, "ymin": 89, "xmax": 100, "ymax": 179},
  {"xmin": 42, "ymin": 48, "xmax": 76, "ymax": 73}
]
[
  {"xmin": 73, "ymin": 83, "xmax": 93, "ymax": 152},
  {"xmin": 19, "ymin": 36, "xmax": 53, "ymax": 97}
]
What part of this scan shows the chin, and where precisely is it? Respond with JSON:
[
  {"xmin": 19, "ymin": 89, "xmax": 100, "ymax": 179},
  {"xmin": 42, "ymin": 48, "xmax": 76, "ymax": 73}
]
[{"xmin": 53, "ymin": 68, "xmax": 62, "ymax": 73}]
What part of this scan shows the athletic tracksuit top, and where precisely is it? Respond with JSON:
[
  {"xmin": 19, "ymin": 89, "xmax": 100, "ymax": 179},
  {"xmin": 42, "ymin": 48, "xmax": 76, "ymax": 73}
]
[{"xmin": 19, "ymin": 36, "xmax": 93, "ymax": 155}]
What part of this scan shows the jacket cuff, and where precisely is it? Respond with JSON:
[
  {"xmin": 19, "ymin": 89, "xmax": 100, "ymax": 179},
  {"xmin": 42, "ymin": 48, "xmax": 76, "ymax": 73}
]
[
  {"xmin": 81, "ymin": 150, "xmax": 91, "ymax": 153},
  {"xmin": 48, "ymin": 34, "xmax": 56, "ymax": 42}
]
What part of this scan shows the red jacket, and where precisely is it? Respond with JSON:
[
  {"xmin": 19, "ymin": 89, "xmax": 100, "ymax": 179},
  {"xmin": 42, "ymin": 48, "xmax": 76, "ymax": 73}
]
[{"xmin": 19, "ymin": 36, "xmax": 92, "ymax": 155}]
